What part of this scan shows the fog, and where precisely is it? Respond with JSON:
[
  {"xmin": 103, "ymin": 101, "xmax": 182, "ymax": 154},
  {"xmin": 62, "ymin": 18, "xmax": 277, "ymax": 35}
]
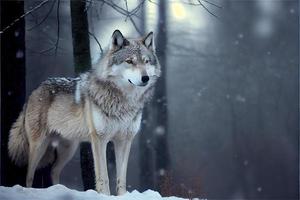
[{"xmin": 1, "ymin": 0, "xmax": 298, "ymax": 199}]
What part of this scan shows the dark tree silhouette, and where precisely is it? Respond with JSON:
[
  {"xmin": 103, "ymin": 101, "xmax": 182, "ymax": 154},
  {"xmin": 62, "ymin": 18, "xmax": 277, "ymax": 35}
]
[
  {"xmin": 154, "ymin": 0, "xmax": 171, "ymax": 194},
  {"xmin": 70, "ymin": 0, "xmax": 94, "ymax": 190},
  {"xmin": 139, "ymin": 1, "xmax": 155, "ymax": 190},
  {"xmin": 139, "ymin": 0, "xmax": 170, "ymax": 194},
  {"xmin": 70, "ymin": 0, "xmax": 92, "ymax": 74},
  {"xmin": 0, "ymin": 0, "xmax": 27, "ymax": 186}
]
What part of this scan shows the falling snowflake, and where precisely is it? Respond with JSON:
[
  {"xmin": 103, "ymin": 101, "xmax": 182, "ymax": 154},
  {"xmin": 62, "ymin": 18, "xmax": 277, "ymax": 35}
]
[
  {"xmin": 16, "ymin": 50, "xmax": 24, "ymax": 59},
  {"xmin": 238, "ymin": 33, "xmax": 244, "ymax": 39},
  {"xmin": 235, "ymin": 95, "xmax": 246, "ymax": 102},
  {"xmin": 196, "ymin": 87, "xmax": 207, "ymax": 97},
  {"xmin": 257, "ymin": 187, "xmax": 262, "ymax": 192},
  {"xmin": 158, "ymin": 169, "xmax": 165, "ymax": 176},
  {"xmin": 155, "ymin": 126, "xmax": 165, "ymax": 135},
  {"xmin": 14, "ymin": 31, "xmax": 20, "ymax": 37}
]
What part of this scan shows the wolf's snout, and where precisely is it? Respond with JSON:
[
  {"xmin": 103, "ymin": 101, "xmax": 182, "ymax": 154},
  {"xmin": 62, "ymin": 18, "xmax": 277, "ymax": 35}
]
[{"xmin": 141, "ymin": 76, "xmax": 149, "ymax": 83}]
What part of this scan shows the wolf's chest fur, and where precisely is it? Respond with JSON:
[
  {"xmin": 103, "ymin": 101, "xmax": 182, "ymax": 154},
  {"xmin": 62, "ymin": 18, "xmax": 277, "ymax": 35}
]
[
  {"xmin": 91, "ymin": 104, "xmax": 142, "ymax": 136},
  {"xmin": 84, "ymin": 74, "xmax": 146, "ymax": 135}
]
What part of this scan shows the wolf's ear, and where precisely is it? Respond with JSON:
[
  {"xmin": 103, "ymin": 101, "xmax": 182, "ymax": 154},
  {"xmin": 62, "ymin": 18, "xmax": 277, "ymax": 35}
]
[
  {"xmin": 111, "ymin": 30, "xmax": 129, "ymax": 51},
  {"xmin": 142, "ymin": 32, "xmax": 155, "ymax": 51}
]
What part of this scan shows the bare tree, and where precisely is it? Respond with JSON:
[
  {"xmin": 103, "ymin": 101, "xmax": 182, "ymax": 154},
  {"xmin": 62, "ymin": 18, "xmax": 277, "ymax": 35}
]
[
  {"xmin": 70, "ymin": 0, "xmax": 95, "ymax": 190},
  {"xmin": 71, "ymin": 0, "xmax": 92, "ymax": 73},
  {"xmin": 139, "ymin": 0, "xmax": 155, "ymax": 190},
  {"xmin": 1, "ymin": 0, "xmax": 27, "ymax": 186},
  {"xmin": 154, "ymin": 0, "xmax": 171, "ymax": 194}
]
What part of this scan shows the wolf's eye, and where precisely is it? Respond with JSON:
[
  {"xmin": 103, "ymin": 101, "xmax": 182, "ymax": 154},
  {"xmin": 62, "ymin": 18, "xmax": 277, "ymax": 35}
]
[
  {"xmin": 145, "ymin": 60, "xmax": 149, "ymax": 64},
  {"xmin": 126, "ymin": 59, "xmax": 133, "ymax": 64}
]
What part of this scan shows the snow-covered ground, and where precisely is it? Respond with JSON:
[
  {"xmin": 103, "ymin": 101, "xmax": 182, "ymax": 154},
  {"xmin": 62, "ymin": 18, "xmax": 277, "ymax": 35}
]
[{"xmin": 0, "ymin": 184, "xmax": 187, "ymax": 200}]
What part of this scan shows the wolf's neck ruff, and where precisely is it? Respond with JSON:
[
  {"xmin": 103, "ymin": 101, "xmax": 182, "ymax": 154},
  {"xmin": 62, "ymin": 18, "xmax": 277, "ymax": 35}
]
[{"xmin": 80, "ymin": 72, "xmax": 154, "ymax": 121}]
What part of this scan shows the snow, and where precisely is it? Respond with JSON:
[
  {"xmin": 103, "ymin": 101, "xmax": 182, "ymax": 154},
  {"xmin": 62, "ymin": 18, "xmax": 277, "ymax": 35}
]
[
  {"xmin": 158, "ymin": 169, "xmax": 166, "ymax": 176},
  {"xmin": 257, "ymin": 187, "xmax": 262, "ymax": 192},
  {"xmin": 16, "ymin": 50, "xmax": 24, "ymax": 58},
  {"xmin": 154, "ymin": 126, "xmax": 165, "ymax": 135},
  {"xmin": 235, "ymin": 95, "xmax": 246, "ymax": 103},
  {"xmin": 0, "ymin": 184, "xmax": 187, "ymax": 200},
  {"xmin": 14, "ymin": 31, "xmax": 20, "ymax": 37}
]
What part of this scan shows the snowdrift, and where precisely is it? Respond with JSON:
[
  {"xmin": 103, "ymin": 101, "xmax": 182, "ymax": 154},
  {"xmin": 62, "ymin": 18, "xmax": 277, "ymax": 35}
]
[{"xmin": 0, "ymin": 184, "xmax": 187, "ymax": 200}]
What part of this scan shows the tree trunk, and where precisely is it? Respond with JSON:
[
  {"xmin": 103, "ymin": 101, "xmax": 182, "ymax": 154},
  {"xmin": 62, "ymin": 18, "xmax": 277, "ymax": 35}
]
[
  {"xmin": 139, "ymin": 1, "xmax": 155, "ymax": 190},
  {"xmin": 0, "ymin": 0, "xmax": 27, "ymax": 186},
  {"xmin": 70, "ymin": 0, "xmax": 94, "ymax": 190},
  {"xmin": 70, "ymin": 0, "xmax": 92, "ymax": 73},
  {"xmin": 154, "ymin": 0, "xmax": 171, "ymax": 195}
]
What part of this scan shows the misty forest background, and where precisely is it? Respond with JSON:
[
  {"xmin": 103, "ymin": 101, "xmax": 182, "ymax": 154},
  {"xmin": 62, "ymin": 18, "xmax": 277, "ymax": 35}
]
[{"xmin": 0, "ymin": 0, "xmax": 299, "ymax": 199}]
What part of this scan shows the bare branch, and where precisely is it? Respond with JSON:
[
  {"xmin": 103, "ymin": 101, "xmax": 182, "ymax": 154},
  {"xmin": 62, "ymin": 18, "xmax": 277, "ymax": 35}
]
[
  {"xmin": 84, "ymin": 0, "xmax": 94, "ymax": 12},
  {"xmin": 124, "ymin": 0, "xmax": 129, "ymax": 20},
  {"xmin": 180, "ymin": 0, "xmax": 221, "ymax": 18},
  {"xmin": 100, "ymin": 0, "xmax": 127, "ymax": 15},
  {"xmin": 148, "ymin": 0, "xmax": 159, "ymax": 6},
  {"xmin": 0, "ymin": 0, "xmax": 51, "ymax": 34},
  {"xmin": 93, "ymin": 0, "xmax": 144, "ymax": 34},
  {"xmin": 39, "ymin": 0, "xmax": 61, "ymax": 55},
  {"xmin": 130, "ymin": 0, "xmax": 146, "ymax": 16},
  {"xmin": 88, "ymin": 31, "xmax": 103, "ymax": 54},
  {"xmin": 96, "ymin": 0, "xmax": 141, "ymax": 18},
  {"xmin": 28, "ymin": 12, "xmax": 39, "ymax": 24},
  {"xmin": 129, "ymin": 17, "xmax": 142, "ymax": 35},
  {"xmin": 197, "ymin": 0, "xmax": 219, "ymax": 18},
  {"xmin": 27, "ymin": 0, "xmax": 57, "ymax": 31},
  {"xmin": 148, "ymin": 0, "xmax": 221, "ymax": 18},
  {"xmin": 55, "ymin": 0, "xmax": 61, "ymax": 55},
  {"xmin": 201, "ymin": 0, "xmax": 222, "ymax": 9}
]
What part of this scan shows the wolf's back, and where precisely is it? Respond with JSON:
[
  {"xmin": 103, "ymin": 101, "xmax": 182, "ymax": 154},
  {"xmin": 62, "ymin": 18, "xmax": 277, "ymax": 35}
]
[{"xmin": 8, "ymin": 108, "xmax": 29, "ymax": 166}]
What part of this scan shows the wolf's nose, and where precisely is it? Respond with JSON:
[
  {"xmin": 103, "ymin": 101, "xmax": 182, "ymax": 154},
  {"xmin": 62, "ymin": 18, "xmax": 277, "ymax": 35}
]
[{"xmin": 141, "ymin": 76, "xmax": 149, "ymax": 83}]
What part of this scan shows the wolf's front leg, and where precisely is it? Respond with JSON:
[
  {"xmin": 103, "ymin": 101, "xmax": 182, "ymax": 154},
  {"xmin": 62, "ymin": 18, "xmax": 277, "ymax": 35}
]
[
  {"xmin": 113, "ymin": 135, "xmax": 134, "ymax": 195},
  {"xmin": 90, "ymin": 133, "xmax": 110, "ymax": 195}
]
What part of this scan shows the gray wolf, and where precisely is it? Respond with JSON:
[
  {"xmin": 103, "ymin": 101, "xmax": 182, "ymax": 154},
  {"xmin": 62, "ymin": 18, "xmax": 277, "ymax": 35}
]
[{"xmin": 8, "ymin": 30, "xmax": 161, "ymax": 195}]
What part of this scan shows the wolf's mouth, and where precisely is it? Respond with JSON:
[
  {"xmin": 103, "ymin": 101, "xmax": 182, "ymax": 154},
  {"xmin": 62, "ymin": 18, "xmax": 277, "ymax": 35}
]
[{"xmin": 128, "ymin": 79, "xmax": 147, "ymax": 87}]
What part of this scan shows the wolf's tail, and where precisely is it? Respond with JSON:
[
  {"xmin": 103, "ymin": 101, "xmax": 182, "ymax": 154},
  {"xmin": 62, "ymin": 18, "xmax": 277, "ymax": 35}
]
[{"xmin": 8, "ymin": 107, "xmax": 29, "ymax": 166}]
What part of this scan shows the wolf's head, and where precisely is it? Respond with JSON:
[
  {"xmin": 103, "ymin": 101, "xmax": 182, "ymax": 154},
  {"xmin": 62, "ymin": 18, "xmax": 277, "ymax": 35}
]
[{"xmin": 97, "ymin": 30, "xmax": 161, "ymax": 88}]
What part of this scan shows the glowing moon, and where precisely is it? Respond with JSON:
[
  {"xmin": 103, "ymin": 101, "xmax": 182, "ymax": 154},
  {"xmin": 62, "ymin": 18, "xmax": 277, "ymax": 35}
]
[{"xmin": 171, "ymin": 3, "xmax": 186, "ymax": 20}]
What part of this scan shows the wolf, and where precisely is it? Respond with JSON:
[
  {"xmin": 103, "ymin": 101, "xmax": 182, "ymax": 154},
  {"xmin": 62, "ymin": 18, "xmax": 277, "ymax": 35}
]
[{"xmin": 8, "ymin": 30, "xmax": 161, "ymax": 195}]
